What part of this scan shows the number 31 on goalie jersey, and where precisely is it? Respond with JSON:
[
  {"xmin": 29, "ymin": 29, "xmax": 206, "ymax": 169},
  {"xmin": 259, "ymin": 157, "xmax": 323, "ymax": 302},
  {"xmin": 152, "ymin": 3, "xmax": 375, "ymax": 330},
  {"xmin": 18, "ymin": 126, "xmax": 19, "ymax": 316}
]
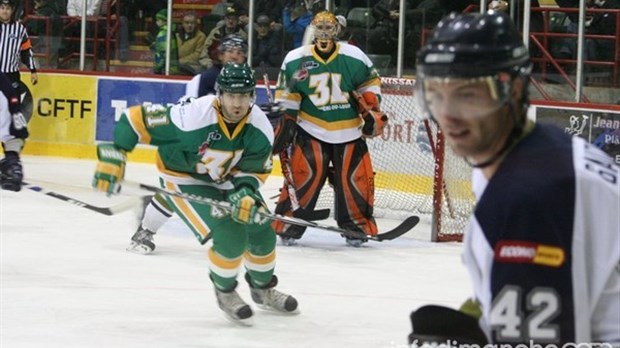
[
  {"xmin": 308, "ymin": 73, "xmax": 349, "ymax": 106},
  {"xmin": 490, "ymin": 285, "xmax": 561, "ymax": 341}
]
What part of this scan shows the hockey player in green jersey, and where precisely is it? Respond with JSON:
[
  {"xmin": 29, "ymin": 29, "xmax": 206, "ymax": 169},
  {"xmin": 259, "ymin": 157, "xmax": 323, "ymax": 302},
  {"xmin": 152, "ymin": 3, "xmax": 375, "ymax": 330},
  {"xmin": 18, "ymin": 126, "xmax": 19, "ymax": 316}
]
[
  {"xmin": 93, "ymin": 63, "xmax": 298, "ymax": 324},
  {"xmin": 272, "ymin": 10, "xmax": 387, "ymax": 247}
]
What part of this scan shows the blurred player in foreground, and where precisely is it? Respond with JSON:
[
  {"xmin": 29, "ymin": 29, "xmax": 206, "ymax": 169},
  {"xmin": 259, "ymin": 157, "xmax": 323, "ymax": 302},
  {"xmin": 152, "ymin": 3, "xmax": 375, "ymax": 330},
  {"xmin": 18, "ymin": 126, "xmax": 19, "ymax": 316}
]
[{"xmin": 409, "ymin": 10, "xmax": 619, "ymax": 344}]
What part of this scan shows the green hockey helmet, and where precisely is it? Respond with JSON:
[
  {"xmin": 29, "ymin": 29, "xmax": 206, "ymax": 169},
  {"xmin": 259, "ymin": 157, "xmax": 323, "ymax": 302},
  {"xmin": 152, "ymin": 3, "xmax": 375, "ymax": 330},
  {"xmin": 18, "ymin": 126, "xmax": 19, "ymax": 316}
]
[{"xmin": 216, "ymin": 63, "xmax": 256, "ymax": 94}]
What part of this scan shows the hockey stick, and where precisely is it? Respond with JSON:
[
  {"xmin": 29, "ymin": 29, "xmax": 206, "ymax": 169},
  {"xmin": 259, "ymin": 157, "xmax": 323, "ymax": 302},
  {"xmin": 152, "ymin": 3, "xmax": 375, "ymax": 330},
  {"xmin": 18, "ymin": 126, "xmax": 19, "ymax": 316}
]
[
  {"xmin": 123, "ymin": 180, "xmax": 418, "ymax": 242},
  {"xmin": 23, "ymin": 181, "xmax": 142, "ymax": 216},
  {"xmin": 261, "ymin": 63, "xmax": 330, "ymax": 221}
]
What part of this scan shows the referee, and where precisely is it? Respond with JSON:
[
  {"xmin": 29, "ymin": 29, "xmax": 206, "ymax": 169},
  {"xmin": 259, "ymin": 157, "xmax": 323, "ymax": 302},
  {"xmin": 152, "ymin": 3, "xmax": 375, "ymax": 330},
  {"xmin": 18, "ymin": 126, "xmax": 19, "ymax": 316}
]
[{"xmin": 0, "ymin": 0, "xmax": 38, "ymax": 87}]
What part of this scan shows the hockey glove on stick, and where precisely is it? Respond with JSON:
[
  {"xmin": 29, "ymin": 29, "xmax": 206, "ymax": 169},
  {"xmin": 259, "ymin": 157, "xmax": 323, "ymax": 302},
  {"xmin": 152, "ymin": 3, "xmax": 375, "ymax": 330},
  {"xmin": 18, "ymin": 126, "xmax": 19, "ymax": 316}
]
[
  {"xmin": 227, "ymin": 186, "xmax": 268, "ymax": 225},
  {"xmin": 272, "ymin": 113, "xmax": 297, "ymax": 154},
  {"xmin": 93, "ymin": 144, "xmax": 126, "ymax": 195},
  {"xmin": 0, "ymin": 151, "xmax": 24, "ymax": 192}
]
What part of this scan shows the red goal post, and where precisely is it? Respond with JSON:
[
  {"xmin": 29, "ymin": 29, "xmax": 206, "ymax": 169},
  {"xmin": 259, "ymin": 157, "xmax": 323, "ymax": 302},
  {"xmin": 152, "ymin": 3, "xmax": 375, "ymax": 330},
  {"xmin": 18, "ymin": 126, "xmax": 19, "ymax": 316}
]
[{"xmin": 314, "ymin": 77, "xmax": 475, "ymax": 242}]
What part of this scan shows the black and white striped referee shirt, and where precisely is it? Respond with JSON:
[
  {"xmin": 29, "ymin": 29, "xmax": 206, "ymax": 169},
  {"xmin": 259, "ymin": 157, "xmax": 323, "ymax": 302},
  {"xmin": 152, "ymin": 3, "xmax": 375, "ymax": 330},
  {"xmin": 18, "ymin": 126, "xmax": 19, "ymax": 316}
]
[{"xmin": 0, "ymin": 20, "xmax": 37, "ymax": 74}]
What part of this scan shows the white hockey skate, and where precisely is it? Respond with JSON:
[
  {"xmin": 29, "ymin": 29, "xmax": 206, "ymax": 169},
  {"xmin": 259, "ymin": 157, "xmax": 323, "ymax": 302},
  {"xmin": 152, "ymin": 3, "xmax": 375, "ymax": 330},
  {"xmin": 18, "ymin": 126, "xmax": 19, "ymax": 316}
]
[
  {"xmin": 246, "ymin": 274, "xmax": 298, "ymax": 314},
  {"xmin": 126, "ymin": 227, "xmax": 156, "ymax": 254},
  {"xmin": 214, "ymin": 282, "xmax": 253, "ymax": 325}
]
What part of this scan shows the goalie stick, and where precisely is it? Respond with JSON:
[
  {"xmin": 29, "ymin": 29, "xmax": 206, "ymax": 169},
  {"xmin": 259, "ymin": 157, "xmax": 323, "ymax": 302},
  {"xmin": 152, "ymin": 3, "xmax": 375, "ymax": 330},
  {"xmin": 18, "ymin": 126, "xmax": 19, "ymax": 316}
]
[
  {"xmin": 123, "ymin": 180, "xmax": 418, "ymax": 242},
  {"xmin": 23, "ymin": 181, "xmax": 143, "ymax": 216},
  {"xmin": 261, "ymin": 63, "xmax": 330, "ymax": 221}
]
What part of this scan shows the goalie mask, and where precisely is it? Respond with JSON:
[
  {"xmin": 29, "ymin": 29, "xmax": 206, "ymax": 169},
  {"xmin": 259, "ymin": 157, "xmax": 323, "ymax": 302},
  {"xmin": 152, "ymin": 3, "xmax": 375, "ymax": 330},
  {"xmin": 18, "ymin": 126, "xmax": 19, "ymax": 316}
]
[
  {"xmin": 312, "ymin": 11, "xmax": 339, "ymax": 53},
  {"xmin": 216, "ymin": 63, "xmax": 256, "ymax": 123}
]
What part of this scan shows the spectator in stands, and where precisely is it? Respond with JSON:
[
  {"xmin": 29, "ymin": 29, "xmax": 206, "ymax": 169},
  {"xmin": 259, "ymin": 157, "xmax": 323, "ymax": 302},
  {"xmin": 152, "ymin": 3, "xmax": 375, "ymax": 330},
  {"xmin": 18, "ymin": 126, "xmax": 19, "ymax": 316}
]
[
  {"xmin": 176, "ymin": 11, "xmax": 206, "ymax": 75},
  {"xmin": 252, "ymin": 14, "xmax": 283, "ymax": 68},
  {"xmin": 66, "ymin": 0, "xmax": 101, "ymax": 16},
  {"xmin": 557, "ymin": 0, "xmax": 619, "ymax": 78},
  {"xmin": 199, "ymin": 6, "xmax": 247, "ymax": 70},
  {"xmin": 585, "ymin": 0, "xmax": 620, "ymax": 62},
  {"xmin": 487, "ymin": 0, "xmax": 544, "ymax": 33},
  {"xmin": 335, "ymin": 14, "xmax": 358, "ymax": 46},
  {"xmin": 99, "ymin": 0, "xmax": 129, "ymax": 61},
  {"xmin": 29, "ymin": 0, "xmax": 64, "ymax": 69},
  {"xmin": 256, "ymin": 0, "xmax": 284, "ymax": 30},
  {"xmin": 282, "ymin": 0, "xmax": 312, "ymax": 49},
  {"xmin": 151, "ymin": 9, "xmax": 179, "ymax": 75}
]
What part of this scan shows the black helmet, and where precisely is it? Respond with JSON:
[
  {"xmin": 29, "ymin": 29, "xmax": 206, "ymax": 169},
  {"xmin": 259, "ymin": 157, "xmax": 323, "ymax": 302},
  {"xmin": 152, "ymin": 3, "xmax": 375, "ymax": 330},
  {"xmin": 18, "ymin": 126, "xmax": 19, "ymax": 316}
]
[
  {"xmin": 0, "ymin": 0, "xmax": 14, "ymax": 7},
  {"xmin": 217, "ymin": 63, "xmax": 255, "ymax": 93},
  {"xmin": 417, "ymin": 11, "xmax": 531, "ymax": 79},
  {"xmin": 218, "ymin": 34, "xmax": 248, "ymax": 55}
]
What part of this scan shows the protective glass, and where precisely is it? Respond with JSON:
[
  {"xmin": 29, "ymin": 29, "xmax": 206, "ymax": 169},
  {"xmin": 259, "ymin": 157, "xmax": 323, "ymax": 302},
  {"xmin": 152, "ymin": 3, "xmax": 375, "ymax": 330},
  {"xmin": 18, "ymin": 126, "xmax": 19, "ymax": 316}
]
[{"xmin": 417, "ymin": 75, "xmax": 510, "ymax": 119}]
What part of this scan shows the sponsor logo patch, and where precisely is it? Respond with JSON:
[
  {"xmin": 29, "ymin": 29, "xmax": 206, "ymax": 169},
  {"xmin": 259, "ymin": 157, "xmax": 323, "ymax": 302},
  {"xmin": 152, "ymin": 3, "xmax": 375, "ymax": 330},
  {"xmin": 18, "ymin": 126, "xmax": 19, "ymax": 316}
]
[{"xmin": 495, "ymin": 240, "xmax": 565, "ymax": 267}]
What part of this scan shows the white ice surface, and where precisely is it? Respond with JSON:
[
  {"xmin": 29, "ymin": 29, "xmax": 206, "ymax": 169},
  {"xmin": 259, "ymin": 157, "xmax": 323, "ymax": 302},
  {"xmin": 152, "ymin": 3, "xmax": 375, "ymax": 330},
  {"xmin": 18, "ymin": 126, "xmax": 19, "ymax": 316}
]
[{"xmin": 1, "ymin": 156, "xmax": 471, "ymax": 348}]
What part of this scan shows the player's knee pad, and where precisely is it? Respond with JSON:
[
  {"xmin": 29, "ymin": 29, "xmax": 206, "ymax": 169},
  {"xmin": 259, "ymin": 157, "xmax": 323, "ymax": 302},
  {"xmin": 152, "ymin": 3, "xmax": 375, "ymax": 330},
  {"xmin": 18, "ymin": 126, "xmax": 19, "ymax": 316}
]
[{"xmin": 408, "ymin": 305, "xmax": 488, "ymax": 346}]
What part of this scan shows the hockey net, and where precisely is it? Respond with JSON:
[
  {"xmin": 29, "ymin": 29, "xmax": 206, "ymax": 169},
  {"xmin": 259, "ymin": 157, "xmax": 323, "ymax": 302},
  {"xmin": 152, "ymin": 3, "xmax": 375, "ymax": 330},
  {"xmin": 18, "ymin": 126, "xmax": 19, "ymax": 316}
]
[{"xmin": 315, "ymin": 77, "xmax": 475, "ymax": 242}]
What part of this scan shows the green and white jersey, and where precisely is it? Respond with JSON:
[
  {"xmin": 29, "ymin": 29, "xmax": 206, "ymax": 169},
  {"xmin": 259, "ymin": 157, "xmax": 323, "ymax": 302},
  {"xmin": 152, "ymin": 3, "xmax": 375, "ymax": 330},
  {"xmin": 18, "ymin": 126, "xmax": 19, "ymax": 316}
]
[
  {"xmin": 275, "ymin": 42, "xmax": 381, "ymax": 144},
  {"xmin": 114, "ymin": 95, "xmax": 274, "ymax": 191}
]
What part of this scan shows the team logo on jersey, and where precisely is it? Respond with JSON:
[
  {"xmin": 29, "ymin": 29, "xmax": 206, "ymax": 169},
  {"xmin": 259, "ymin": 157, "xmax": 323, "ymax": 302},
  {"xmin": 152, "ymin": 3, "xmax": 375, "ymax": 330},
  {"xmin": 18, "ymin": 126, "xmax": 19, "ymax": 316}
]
[
  {"xmin": 494, "ymin": 240, "xmax": 565, "ymax": 267},
  {"xmin": 301, "ymin": 61, "xmax": 320, "ymax": 70},
  {"xmin": 198, "ymin": 132, "xmax": 222, "ymax": 155},
  {"xmin": 293, "ymin": 68, "xmax": 308, "ymax": 82}
]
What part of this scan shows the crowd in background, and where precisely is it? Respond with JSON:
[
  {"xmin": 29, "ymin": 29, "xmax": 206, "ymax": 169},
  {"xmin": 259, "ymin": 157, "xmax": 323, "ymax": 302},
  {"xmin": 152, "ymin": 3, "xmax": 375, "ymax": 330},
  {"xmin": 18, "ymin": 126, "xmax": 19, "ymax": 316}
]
[{"xmin": 10, "ymin": 0, "xmax": 619, "ymax": 85}]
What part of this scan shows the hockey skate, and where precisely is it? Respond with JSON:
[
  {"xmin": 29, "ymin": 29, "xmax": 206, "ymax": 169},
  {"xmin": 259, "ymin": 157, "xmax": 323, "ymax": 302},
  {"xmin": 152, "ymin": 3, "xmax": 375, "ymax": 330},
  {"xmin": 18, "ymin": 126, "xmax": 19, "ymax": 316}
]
[
  {"xmin": 344, "ymin": 236, "xmax": 367, "ymax": 248},
  {"xmin": 214, "ymin": 281, "xmax": 253, "ymax": 325},
  {"xmin": 126, "ymin": 226, "xmax": 156, "ymax": 254},
  {"xmin": 279, "ymin": 236, "xmax": 298, "ymax": 246},
  {"xmin": 246, "ymin": 274, "xmax": 298, "ymax": 314}
]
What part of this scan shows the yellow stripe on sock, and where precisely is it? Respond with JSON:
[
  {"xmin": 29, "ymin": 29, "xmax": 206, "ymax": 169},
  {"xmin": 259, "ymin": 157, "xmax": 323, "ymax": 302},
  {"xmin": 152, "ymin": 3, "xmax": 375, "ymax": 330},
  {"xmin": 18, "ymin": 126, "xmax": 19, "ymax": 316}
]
[
  {"xmin": 208, "ymin": 248, "xmax": 242, "ymax": 278},
  {"xmin": 244, "ymin": 250, "xmax": 276, "ymax": 272}
]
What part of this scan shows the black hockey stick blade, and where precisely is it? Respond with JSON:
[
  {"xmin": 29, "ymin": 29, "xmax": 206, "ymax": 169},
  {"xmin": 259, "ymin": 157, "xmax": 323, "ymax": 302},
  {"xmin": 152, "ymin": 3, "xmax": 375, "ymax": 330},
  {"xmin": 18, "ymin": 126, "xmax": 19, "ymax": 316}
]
[
  {"xmin": 23, "ymin": 182, "xmax": 141, "ymax": 216},
  {"xmin": 370, "ymin": 216, "xmax": 420, "ymax": 241},
  {"xmin": 292, "ymin": 207, "xmax": 331, "ymax": 221}
]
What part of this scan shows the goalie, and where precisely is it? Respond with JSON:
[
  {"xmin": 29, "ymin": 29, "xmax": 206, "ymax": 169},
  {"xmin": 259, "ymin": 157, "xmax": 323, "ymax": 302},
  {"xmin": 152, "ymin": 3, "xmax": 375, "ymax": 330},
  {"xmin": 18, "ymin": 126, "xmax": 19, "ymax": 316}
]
[
  {"xmin": 409, "ymin": 11, "xmax": 619, "ymax": 344},
  {"xmin": 92, "ymin": 63, "xmax": 298, "ymax": 324},
  {"xmin": 272, "ymin": 10, "xmax": 387, "ymax": 247},
  {"xmin": 0, "ymin": 72, "xmax": 28, "ymax": 192}
]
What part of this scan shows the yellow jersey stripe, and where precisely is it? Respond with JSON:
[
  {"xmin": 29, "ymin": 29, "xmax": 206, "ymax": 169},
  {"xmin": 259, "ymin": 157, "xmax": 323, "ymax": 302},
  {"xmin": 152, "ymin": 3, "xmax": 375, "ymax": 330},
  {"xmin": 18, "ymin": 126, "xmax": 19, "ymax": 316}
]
[
  {"xmin": 127, "ymin": 106, "xmax": 152, "ymax": 144},
  {"xmin": 164, "ymin": 181, "xmax": 211, "ymax": 239},
  {"xmin": 299, "ymin": 111, "xmax": 362, "ymax": 131}
]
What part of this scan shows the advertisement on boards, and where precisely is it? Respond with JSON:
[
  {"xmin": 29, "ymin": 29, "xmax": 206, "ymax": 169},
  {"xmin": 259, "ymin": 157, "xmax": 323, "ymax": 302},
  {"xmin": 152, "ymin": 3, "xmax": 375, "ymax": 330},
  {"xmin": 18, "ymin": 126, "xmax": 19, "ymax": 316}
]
[
  {"xmin": 96, "ymin": 79, "xmax": 186, "ymax": 141},
  {"xmin": 26, "ymin": 74, "xmax": 97, "ymax": 144},
  {"xmin": 536, "ymin": 106, "xmax": 620, "ymax": 164},
  {"xmin": 96, "ymin": 78, "xmax": 272, "ymax": 142}
]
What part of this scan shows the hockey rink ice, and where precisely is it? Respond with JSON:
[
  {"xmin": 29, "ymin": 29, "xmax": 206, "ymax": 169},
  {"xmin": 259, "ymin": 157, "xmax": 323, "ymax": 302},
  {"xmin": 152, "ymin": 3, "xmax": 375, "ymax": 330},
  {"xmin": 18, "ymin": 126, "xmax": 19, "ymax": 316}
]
[{"xmin": 1, "ymin": 156, "xmax": 471, "ymax": 348}]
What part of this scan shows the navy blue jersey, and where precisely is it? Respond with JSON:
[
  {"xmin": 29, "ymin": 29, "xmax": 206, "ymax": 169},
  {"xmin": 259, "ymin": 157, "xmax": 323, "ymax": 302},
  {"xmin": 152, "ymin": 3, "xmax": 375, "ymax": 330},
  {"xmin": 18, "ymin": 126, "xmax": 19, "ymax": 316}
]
[
  {"xmin": 463, "ymin": 123, "xmax": 620, "ymax": 343},
  {"xmin": 185, "ymin": 65, "xmax": 222, "ymax": 98}
]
